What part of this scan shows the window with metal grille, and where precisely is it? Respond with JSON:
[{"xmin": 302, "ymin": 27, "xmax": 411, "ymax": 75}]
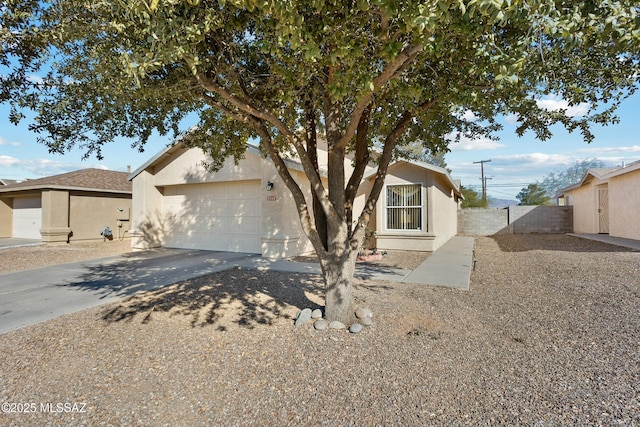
[{"xmin": 386, "ymin": 184, "xmax": 422, "ymax": 230}]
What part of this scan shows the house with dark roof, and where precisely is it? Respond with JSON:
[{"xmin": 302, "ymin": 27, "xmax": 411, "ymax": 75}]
[
  {"xmin": 557, "ymin": 161, "xmax": 640, "ymax": 240},
  {"xmin": 0, "ymin": 169, "xmax": 132, "ymax": 242}
]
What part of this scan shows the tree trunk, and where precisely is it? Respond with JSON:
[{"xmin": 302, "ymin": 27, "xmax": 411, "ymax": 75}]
[{"xmin": 321, "ymin": 251, "xmax": 358, "ymax": 325}]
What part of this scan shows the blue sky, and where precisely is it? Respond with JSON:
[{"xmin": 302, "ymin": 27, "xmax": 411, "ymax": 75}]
[{"xmin": 1, "ymin": 90, "xmax": 639, "ymax": 200}]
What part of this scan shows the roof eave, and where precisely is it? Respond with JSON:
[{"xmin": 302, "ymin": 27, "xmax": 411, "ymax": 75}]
[{"xmin": 0, "ymin": 184, "xmax": 132, "ymax": 195}]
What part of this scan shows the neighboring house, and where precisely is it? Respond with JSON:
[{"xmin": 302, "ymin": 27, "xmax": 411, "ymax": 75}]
[
  {"xmin": 128, "ymin": 141, "xmax": 463, "ymax": 259},
  {"xmin": 557, "ymin": 160, "xmax": 640, "ymax": 240},
  {"xmin": 1, "ymin": 179, "xmax": 20, "ymax": 186},
  {"xmin": 0, "ymin": 169, "xmax": 132, "ymax": 242}
]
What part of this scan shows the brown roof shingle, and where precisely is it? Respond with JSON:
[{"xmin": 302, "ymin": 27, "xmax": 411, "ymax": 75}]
[{"xmin": 0, "ymin": 169, "xmax": 132, "ymax": 194}]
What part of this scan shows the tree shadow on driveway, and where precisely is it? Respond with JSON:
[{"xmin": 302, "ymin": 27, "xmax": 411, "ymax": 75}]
[{"xmin": 100, "ymin": 268, "xmax": 325, "ymax": 330}]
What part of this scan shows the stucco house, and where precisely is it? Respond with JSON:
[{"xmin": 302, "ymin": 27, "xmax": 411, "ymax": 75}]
[
  {"xmin": 557, "ymin": 160, "xmax": 640, "ymax": 240},
  {"xmin": 0, "ymin": 169, "xmax": 132, "ymax": 242},
  {"xmin": 129, "ymin": 141, "xmax": 462, "ymax": 259}
]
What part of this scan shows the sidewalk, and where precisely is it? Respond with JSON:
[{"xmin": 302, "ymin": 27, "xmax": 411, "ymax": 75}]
[
  {"xmin": 568, "ymin": 233, "xmax": 640, "ymax": 251},
  {"xmin": 402, "ymin": 236, "xmax": 475, "ymax": 290},
  {"xmin": 241, "ymin": 235, "xmax": 475, "ymax": 291}
]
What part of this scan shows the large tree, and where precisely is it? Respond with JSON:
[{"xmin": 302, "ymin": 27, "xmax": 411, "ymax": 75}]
[{"xmin": 2, "ymin": 0, "xmax": 639, "ymax": 323}]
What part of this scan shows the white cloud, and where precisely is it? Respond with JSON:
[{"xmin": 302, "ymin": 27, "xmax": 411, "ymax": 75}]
[
  {"xmin": 576, "ymin": 145, "xmax": 640, "ymax": 154},
  {"xmin": 0, "ymin": 136, "xmax": 21, "ymax": 147},
  {"xmin": 461, "ymin": 110, "xmax": 477, "ymax": 121},
  {"xmin": 493, "ymin": 152, "xmax": 575, "ymax": 166},
  {"xmin": 0, "ymin": 155, "xmax": 110, "ymax": 179},
  {"xmin": 504, "ymin": 113, "xmax": 519, "ymax": 124},
  {"xmin": 536, "ymin": 94, "xmax": 590, "ymax": 117},
  {"xmin": 448, "ymin": 134, "xmax": 505, "ymax": 151}
]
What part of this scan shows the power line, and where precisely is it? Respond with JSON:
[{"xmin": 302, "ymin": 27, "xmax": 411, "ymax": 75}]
[{"xmin": 473, "ymin": 159, "xmax": 491, "ymax": 204}]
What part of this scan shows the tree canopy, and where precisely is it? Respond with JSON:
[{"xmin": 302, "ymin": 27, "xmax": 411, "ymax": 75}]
[
  {"xmin": 460, "ymin": 186, "xmax": 487, "ymax": 208},
  {"xmin": 517, "ymin": 183, "xmax": 552, "ymax": 205},
  {"xmin": 2, "ymin": 0, "xmax": 639, "ymax": 323}
]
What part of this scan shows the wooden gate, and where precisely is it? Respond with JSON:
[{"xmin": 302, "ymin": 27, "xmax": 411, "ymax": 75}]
[{"xmin": 597, "ymin": 186, "xmax": 609, "ymax": 234}]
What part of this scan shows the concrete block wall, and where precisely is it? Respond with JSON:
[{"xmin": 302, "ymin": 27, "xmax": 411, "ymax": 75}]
[
  {"xmin": 508, "ymin": 206, "xmax": 573, "ymax": 234},
  {"xmin": 458, "ymin": 206, "xmax": 573, "ymax": 236},
  {"xmin": 457, "ymin": 208, "xmax": 509, "ymax": 236}
]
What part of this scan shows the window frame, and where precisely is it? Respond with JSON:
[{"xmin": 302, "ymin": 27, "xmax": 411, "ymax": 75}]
[{"xmin": 384, "ymin": 183, "xmax": 424, "ymax": 232}]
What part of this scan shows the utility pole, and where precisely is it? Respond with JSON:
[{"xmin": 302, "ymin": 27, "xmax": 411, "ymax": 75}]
[{"xmin": 473, "ymin": 159, "xmax": 491, "ymax": 204}]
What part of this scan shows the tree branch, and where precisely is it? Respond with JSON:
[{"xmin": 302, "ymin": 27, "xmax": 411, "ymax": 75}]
[
  {"xmin": 196, "ymin": 70, "xmax": 336, "ymax": 220},
  {"xmin": 350, "ymin": 98, "xmax": 437, "ymax": 247},
  {"xmin": 345, "ymin": 102, "xmax": 371, "ymax": 234},
  {"xmin": 336, "ymin": 43, "xmax": 424, "ymax": 150}
]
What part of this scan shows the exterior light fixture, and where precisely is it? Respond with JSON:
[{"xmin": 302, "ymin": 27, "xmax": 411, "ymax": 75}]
[{"xmin": 266, "ymin": 181, "xmax": 274, "ymax": 191}]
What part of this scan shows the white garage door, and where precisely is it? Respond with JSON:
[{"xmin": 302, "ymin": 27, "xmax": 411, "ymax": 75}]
[
  {"xmin": 12, "ymin": 197, "xmax": 42, "ymax": 239},
  {"xmin": 162, "ymin": 181, "xmax": 262, "ymax": 253}
]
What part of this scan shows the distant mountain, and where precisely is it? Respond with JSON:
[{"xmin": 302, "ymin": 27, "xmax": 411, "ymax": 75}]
[{"xmin": 487, "ymin": 197, "xmax": 517, "ymax": 208}]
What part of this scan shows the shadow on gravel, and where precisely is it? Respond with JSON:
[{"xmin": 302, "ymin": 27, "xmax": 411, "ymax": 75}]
[
  {"xmin": 491, "ymin": 234, "xmax": 636, "ymax": 253},
  {"xmin": 100, "ymin": 268, "xmax": 324, "ymax": 330}
]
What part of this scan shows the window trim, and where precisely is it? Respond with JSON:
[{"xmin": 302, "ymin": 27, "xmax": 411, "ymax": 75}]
[{"xmin": 384, "ymin": 183, "xmax": 425, "ymax": 232}]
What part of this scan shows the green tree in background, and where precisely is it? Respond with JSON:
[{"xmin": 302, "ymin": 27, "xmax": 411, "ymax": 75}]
[
  {"xmin": 2, "ymin": 0, "xmax": 638, "ymax": 324},
  {"xmin": 461, "ymin": 186, "xmax": 487, "ymax": 208},
  {"xmin": 517, "ymin": 183, "xmax": 552, "ymax": 206}
]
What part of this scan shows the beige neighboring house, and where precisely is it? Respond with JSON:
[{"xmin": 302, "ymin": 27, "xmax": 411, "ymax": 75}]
[
  {"xmin": 0, "ymin": 169, "xmax": 132, "ymax": 242},
  {"xmin": 128, "ymin": 141, "xmax": 463, "ymax": 259},
  {"xmin": 557, "ymin": 160, "xmax": 640, "ymax": 240}
]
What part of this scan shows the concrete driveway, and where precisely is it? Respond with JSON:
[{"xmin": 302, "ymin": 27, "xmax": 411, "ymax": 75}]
[{"xmin": 0, "ymin": 249, "xmax": 260, "ymax": 334}]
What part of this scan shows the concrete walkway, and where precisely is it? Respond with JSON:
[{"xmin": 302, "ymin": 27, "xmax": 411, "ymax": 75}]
[
  {"xmin": 568, "ymin": 233, "xmax": 640, "ymax": 251},
  {"xmin": 402, "ymin": 236, "xmax": 475, "ymax": 290},
  {"xmin": 240, "ymin": 236, "xmax": 476, "ymax": 290}
]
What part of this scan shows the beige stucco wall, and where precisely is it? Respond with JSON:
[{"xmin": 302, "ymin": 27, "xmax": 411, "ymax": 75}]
[
  {"xmin": 429, "ymin": 174, "xmax": 459, "ymax": 249},
  {"xmin": 131, "ymin": 169, "xmax": 165, "ymax": 249},
  {"xmin": 260, "ymin": 162, "xmax": 313, "ymax": 259},
  {"xmin": 0, "ymin": 197, "xmax": 12, "ymax": 238},
  {"xmin": 567, "ymin": 179, "xmax": 599, "ymax": 234},
  {"xmin": 152, "ymin": 146, "xmax": 262, "ymax": 187},
  {"xmin": 374, "ymin": 164, "xmax": 457, "ymax": 252},
  {"xmin": 608, "ymin": 168, "xmax": 640, "ymax": 240},
  {"xmin": 40, "ymin": 190, "xmax": 70, "ymax": 242},
  {"xmin": 68, "ymin": 192, "xmax": 132, "ymax": 241}
]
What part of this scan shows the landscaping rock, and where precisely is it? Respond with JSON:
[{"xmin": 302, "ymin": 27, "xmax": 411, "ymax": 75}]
[
  {"xmin": 311, "ymin": 309, "xmax": 323, "ymax": 319},
  {"xmin": 314, "ymin": 319, "xmax": 328, "ymax": 331},
  {"xmin": 360, "ymin": 317, "xmax": 373, "ymax": 326},
  {"xmin": 355, "ymin": 306, "xmax": 373, "ymax": 319},
  {"xmin": 329, "ymin": 320, "xmax": 345, "ymax": 330},
  {"xmin": 349, "ymin": 323, "xmax": 363, "ymax": 334},
  {"xmin": 294, "ymin": 308, "xmax": 312, "ymax": 326}
]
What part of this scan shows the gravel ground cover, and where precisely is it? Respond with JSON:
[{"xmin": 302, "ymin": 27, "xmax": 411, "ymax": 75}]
[
  {"xmin": 1, "ymin": 234, "xmax": 639, "ymax": 426},
  {"xmin": 0, "ymin": 239, "xmax": 132, "ymax": 274}
]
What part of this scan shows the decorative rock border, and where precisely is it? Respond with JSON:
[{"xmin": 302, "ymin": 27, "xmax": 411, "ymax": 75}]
[{"xmin": 294, "ymin": 306, "xmax": 374, "ymax": 334}]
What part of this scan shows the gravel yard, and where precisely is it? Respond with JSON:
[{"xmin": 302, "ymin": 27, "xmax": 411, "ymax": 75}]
[
  {"xmin": 1, "ymin": 234, "xmax": 639, "ymax": 426},
  {"xmin": 0, "ymin": 239, "xmax": 132, "ymax": 274}
]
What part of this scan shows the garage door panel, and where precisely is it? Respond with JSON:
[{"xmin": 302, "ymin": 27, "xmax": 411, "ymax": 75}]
[
  {"xmin": 163, "ymin": 181, "xmax": 261, "ymax": 253},
  {"xmin": 12, "ymin": 197, "xmax": 42, "ymax": 239}
]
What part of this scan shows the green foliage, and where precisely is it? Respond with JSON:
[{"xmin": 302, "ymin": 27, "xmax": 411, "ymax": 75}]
[
  {"xmin": 1, "ymin": 0, "xmax": 638, "ymax": 162},
  {"xmin": 461, "ymin": 186, "xmax": 487, "ymax": 208},
  {"xmin": 517, "ymin": 183, "xmax": 552, "ymax": 206},
  {"xmin": 539, "ymin": 158, "xmax": 606, "ymax": 197}
]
